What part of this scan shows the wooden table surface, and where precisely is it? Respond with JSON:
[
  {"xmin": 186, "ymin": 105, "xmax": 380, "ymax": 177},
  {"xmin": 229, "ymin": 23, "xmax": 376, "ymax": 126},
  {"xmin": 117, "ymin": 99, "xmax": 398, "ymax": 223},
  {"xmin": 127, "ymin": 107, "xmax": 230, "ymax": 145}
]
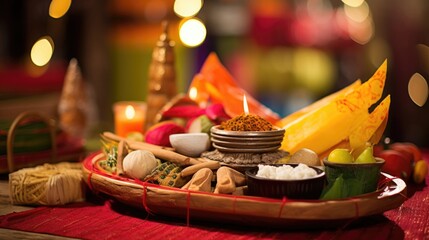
[{"xmin": 0, "ymin": 178, "xmax": 77, "ymax": 240}]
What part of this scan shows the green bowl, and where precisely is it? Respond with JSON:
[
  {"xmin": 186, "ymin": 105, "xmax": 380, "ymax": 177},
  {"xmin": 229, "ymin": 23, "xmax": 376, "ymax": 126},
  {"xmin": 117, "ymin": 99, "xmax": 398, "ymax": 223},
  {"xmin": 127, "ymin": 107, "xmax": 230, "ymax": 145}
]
[{"xmin": 322, "ymin": 158, "xmax": 385, "ymax": 197}]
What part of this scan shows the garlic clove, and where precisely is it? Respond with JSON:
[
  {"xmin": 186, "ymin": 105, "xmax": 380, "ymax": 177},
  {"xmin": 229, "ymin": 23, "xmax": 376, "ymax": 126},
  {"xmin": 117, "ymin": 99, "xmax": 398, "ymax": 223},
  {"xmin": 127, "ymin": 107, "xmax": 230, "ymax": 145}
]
[{"xmin": 123, "ymin": 150, "xmax": 158, "ymax": 179}]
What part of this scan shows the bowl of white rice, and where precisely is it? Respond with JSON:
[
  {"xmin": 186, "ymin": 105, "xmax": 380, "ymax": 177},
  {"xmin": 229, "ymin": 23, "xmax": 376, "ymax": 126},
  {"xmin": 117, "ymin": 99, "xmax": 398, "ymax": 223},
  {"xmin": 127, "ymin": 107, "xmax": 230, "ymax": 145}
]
[{"xmin": 245, "ymin": 164, "xmax": 326, "ymax": 199}]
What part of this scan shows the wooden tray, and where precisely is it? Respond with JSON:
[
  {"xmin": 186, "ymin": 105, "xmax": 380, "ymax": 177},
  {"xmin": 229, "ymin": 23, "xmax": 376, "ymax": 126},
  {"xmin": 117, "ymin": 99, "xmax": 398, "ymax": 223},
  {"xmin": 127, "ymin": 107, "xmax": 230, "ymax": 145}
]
[{"xmin": 82, "ymin": 152, "xmax": 407, "ymax": 229}]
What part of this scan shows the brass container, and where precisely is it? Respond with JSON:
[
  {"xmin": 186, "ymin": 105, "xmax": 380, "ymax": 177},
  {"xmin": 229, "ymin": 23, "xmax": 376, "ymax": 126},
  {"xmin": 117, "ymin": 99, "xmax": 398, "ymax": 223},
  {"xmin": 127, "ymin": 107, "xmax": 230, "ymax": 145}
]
[{"xmin": 145, "ymin": 21, "xmax": 177, "ymax": 131}]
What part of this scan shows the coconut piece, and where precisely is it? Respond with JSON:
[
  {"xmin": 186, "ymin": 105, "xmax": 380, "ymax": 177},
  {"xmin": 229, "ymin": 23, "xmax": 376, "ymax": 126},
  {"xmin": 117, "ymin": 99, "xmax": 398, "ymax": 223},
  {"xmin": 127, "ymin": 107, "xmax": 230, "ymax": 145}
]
[{"xmin": 288, "ymin": 148, "xmax": 320, "ymax": 166}]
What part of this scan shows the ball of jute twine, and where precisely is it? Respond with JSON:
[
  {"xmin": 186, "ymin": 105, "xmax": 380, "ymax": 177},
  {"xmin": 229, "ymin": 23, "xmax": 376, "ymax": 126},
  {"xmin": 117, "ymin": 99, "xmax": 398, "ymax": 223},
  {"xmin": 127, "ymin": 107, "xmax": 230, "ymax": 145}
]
[{"xmin": 9, "ymin": 162, "xmax": 84, "ymax": 205}]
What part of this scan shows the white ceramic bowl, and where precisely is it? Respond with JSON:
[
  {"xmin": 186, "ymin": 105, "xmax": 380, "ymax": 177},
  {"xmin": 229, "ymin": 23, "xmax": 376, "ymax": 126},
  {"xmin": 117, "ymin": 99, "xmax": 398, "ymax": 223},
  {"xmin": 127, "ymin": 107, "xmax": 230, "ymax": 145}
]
[{"xmin": 169, "ymin": 133, "xmax": 211, "ymax": 157}]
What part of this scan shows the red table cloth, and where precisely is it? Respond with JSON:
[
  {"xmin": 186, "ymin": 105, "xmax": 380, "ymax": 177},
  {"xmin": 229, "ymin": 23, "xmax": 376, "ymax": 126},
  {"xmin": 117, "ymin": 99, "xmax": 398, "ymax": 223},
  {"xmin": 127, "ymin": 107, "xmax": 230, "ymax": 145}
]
[{"xmin": 0, "ymin": 155, "xmax": 428, "ymax": 240}]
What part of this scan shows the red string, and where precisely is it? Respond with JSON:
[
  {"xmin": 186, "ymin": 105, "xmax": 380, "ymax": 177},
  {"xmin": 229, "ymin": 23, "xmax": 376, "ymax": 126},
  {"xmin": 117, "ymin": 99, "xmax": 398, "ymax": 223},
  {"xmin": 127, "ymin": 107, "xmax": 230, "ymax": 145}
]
[
  {"xmin": 134, "ymin": 179, "xmax": 154, "ymax": 216},
  {"xmin": 378, "ymin": 176, "xmax": 408, "ymax": 200},
  {"xmin": 141, "ymin": 182, "xmax": 153, "ymax": 216},
  {"xmin": 277, "ymin": 196, "xmax": 288, "ymax": 218},
  {"xmin": 86, "ymin": 159, "xmax": 97, "ymax": 192},
  {"xmin": 87, "ymin": 172, "xmax": 94, "ymax": 192},
  {"xmin": 354, "ymin": 201, "xmax": 360, "ymax": 219},
  {"xmin": 378, "ymin": 176, "xmax": 395, "ymax": 189},
  {"xmin": 232, "ymin": 196, "xmax": 237, "ymax": 215},
  {"xmin": 186, "ymin": 190, "xmax": 191, "ymax": 227}
]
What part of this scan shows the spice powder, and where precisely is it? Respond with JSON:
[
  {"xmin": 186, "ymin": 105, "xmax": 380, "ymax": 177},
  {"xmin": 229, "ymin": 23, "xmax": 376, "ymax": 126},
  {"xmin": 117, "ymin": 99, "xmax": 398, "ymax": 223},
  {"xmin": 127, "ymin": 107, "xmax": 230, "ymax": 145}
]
[{"xmin": 220, "ymin": 114, "xmax": 274, "ymax": 131}]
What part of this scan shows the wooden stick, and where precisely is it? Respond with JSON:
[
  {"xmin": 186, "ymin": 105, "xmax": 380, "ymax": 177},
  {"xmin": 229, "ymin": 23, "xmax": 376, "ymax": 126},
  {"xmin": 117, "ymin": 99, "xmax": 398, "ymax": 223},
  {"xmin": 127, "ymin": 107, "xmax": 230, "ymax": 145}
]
[
  {"xmin": 102, "ymin": 132, "xmax": 174, "ymax": 151},
  {"xmin": 116, "ymin": 140, "xmax": 128, "ymax": 175},
  {"xmin": 102, "ymin": 132, "xmax": 200, "ymax": 166},
  {"xmin": 181, "ymin": 161, "xmax": 221, "ymax": 177}
]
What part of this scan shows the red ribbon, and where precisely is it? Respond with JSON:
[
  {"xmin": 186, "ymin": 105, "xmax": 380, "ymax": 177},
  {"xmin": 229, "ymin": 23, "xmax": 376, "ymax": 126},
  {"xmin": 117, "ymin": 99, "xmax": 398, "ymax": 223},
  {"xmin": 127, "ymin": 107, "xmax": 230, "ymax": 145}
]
[
  {"xmin": 186, "ymin": 190, "xmax": 191, "ymax": 226},
  {"xmin": 278, "ymin": 196, "xmax": 289, "ymax": 218}
]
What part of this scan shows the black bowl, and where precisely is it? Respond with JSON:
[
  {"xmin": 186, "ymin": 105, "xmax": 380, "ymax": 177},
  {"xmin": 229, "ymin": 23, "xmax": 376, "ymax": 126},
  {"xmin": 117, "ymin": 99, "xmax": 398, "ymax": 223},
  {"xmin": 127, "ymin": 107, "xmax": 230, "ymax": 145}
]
[{"xmin": 245, "ymin": 164, "xmax": 326, "ymax": 200}]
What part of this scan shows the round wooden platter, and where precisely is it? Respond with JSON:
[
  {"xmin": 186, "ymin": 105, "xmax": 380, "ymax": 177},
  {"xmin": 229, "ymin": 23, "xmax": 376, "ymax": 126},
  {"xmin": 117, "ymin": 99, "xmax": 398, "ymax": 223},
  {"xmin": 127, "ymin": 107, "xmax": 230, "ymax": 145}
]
[{"xmin": 82, "ymin": 152, "xmax": 407, "ymax": 229}]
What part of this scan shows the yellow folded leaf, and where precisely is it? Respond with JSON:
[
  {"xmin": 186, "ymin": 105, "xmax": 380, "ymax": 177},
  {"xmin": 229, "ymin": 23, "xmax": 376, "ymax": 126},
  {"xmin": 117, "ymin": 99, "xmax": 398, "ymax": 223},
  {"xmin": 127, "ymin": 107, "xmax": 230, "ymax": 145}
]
[
  {"xmin": 280, "ymin": 59, "xmax": 387, "ymax": 155},
  {"xmin": 333, "ymin": 60, "xmax": 387, "ymax": 113},
  {"xmin": 370, "ymin": 112, "xmax": 389, "ymax": 145},
  {"xmin": 276, "ymin": 79, "xmax": 361, "ymax": 128},
  {"xmin": 280, "ymin": 103, "xmax": 368, "ymax": 155},
  {"xmin": 349, "ymin": 95, "xmax": 391, "ymax": 158}
]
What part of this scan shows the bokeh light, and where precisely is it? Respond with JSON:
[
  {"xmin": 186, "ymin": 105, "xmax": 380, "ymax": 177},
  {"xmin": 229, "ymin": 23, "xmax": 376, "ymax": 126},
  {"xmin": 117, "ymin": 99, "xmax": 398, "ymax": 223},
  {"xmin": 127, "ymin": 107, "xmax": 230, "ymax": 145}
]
[
  {"xmin": 344, "ymin": 1, "xmax": 370, "ymax": 23},
  {"xmin": 408, "ymin": 73, "xmax": 428, "ymax": 107},
  {"xmin": 347, "ymin": 16, "xmax": 374, "ymax": 45},
  {"xmin": 342, "ymin": 0, "xmax": 365, "ymax": 8},
  {"xmin": 174, "ymin": 0, "xmax": 203, "ymax": 18},
  {"xmin": 179, "ymin": 18, "xmax": 207, "ymax": 47},
  {"xmin": 292, "ymin": 48, "xmax": 335, "ymax": 95},
  {"xmin": 49, "ymin": 0, "xmax": 72, "ymax": 19},
  {"xmin": 30, "ymin": 36, "xmax": 54, "ymax": 67}
]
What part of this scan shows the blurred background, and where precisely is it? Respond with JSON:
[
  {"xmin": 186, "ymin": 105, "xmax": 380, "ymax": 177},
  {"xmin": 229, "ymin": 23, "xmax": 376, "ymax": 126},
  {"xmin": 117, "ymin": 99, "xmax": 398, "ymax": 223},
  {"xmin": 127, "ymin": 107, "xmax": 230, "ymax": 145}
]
[{"xmin": 0, "ymin": 0, "xmax": 428, "ymax": 147}]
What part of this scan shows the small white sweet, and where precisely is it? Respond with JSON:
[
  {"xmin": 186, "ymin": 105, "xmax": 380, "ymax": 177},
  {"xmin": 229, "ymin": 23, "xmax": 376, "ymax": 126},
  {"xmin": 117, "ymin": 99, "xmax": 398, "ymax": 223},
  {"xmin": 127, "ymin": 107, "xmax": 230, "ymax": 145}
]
[
  {"xmin": 256, "ymin": 164, "xmax": 318, "ymax": 180},
  {"xmin": 123, "ymin": 150, "xmax": 158, "ymax": 179}
]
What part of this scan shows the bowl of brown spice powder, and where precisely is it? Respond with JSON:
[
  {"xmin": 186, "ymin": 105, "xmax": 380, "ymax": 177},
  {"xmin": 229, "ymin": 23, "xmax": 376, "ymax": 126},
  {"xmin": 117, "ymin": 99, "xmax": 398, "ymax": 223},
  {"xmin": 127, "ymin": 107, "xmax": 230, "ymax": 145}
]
[{"xmin": 210, "ymin": 114, "xmax": 285, "ymax": 153}]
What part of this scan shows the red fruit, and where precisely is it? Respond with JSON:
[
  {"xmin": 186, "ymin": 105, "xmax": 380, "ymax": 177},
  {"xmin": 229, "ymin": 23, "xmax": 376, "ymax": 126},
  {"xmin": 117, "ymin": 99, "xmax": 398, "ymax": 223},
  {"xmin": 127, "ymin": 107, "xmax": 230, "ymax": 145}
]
[
  {"xmin": 390, "ymin": 142, "xmax": 422, "ymax": 163},
  {"xmin": 205, "ymin": 103, "xmax": 231, "ymax": 124},
  {"xmin": 161, "ymin": 105, "xmax": 205, "ymax": 119},
  {"xmin": 145, "ymin": 121, "xmax": 185, "ymax": 147},
  {"xmin": 379, "ymin": 150, "xmax": 412, "ymax": 181},
  {"xmin": 390, "ymin": 144, "xmax": 414, "ymax": 165},
  {"xmin": 373, "ymin": 144, "xmax": 384, "ymax": 157}
]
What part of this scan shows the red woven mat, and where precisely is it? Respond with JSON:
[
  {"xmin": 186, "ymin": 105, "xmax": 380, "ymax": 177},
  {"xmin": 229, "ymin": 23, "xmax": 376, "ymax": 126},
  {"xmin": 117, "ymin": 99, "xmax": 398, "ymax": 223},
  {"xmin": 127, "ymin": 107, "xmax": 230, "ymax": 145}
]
[{"xmin": 0, "ymin": 195, "xmax": 407, "ymax": 240}]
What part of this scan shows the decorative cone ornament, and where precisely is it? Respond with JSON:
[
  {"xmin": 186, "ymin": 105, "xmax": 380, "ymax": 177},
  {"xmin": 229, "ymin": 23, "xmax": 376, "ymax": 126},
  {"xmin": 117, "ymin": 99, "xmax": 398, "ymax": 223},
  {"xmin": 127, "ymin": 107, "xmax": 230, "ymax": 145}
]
[
  {"xmin": 144, "ymin": 21, "xmax": 177, "ymax": 131},
  {"xmin": 58, "ymin": 58, "xmax": 95, "ymax": 139}
]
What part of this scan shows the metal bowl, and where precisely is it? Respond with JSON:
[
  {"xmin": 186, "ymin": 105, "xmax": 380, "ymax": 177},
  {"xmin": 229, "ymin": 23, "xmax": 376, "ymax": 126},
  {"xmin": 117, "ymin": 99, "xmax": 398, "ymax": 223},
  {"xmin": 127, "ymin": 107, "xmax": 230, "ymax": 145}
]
[
  {"xmin": 210, "ymin": 125, "xmax": 285, "ymax": 153},
  {"xmin": 211, "ymin": 125, "xmax": 285, "ymax": 137}
]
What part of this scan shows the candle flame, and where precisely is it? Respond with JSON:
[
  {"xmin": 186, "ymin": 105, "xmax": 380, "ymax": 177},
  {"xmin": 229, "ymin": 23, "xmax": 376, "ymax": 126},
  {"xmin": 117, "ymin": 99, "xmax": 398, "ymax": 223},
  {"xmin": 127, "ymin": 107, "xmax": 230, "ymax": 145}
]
[
  {"xmin": 189, "ymin": 87, "xmax": 197, "ymax": 100},
  {"xmin": 125, "ymin": 105, "xmax": 136, "ymax": 119},
  {"xmin": 243, "ymin": 94, "xmax": 249, "ymax": 115}
]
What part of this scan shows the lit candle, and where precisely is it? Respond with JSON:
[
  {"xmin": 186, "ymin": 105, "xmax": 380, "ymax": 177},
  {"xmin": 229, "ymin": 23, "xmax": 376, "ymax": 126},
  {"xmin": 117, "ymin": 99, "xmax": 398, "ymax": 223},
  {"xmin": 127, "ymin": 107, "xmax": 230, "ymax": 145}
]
[
  {"xmin": 243, "ymin": 94, "xmax": 249, "ymax": 115},
  {"xmin": 113, "ymin": 101, "xmax": 146, "ymax": 137}
]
